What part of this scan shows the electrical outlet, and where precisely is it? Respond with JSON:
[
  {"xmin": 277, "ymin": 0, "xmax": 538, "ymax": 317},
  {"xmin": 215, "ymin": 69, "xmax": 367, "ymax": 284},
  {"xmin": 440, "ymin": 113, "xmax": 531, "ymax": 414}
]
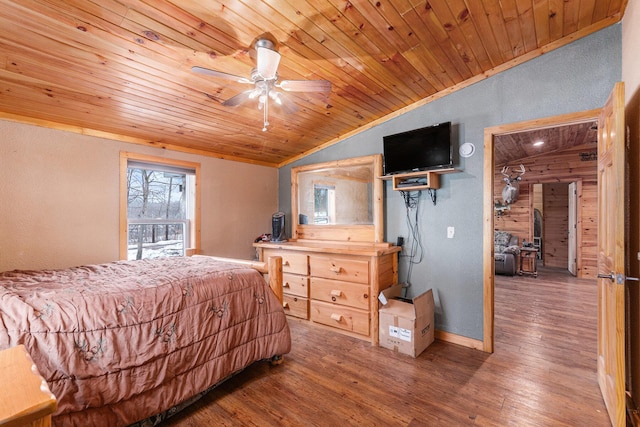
[{"xmin": 447, "ymin": 226, "xmax": 455, "ymax": 239}]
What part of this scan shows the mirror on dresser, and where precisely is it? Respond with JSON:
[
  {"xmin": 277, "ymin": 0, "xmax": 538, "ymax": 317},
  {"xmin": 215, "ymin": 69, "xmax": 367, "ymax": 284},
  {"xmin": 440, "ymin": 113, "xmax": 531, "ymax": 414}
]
[{"xmin": 291, "ymin": 154, "xmax": 383, "ymax": 243}]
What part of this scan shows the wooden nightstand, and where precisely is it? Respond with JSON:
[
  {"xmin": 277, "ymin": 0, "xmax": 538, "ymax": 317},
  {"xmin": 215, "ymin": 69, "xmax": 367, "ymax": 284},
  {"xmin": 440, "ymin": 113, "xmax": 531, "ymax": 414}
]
[
  {"xmin": 518, "ymin": 247, "xmax": 539, "ymax": 277},
  {"xmin": 0, "ymin": 345, "xmax": 57, "ymax": 427}
]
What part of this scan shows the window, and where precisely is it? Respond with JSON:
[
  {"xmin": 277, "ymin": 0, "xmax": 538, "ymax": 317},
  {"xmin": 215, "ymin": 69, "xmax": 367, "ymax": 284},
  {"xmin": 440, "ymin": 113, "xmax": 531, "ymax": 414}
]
[{"xmin": 119, "ymin": 153, "xmax": 200, "ymax": 260}]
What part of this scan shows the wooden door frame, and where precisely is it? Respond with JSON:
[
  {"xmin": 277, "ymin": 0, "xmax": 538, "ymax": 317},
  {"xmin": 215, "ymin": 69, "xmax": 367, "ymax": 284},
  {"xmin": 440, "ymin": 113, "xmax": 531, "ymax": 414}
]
[{"xmin": 482, "ymin": 109, "xmax": 601, "ymax": 353}]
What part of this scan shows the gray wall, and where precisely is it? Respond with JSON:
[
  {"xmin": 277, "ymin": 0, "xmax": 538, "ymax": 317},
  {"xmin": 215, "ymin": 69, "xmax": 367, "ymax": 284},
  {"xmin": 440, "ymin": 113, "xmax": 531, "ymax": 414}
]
[{"xmin": 278, "ymin": 25, "xmax": 622, "ymax": 341}]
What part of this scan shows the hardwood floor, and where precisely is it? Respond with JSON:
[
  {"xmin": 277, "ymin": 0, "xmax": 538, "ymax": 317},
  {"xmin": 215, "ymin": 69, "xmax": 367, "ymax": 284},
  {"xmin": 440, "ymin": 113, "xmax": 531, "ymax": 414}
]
[{"xmin": 162, "ymin": 267, "xmax": 610, "ymax": 426}]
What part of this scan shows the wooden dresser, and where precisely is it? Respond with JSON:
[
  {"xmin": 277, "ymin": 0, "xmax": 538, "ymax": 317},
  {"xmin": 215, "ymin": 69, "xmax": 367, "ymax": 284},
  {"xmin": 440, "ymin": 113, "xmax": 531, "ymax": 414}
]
[{"xmin": 255, "ymin": 240, "xmax": 400, "ymax": 345}]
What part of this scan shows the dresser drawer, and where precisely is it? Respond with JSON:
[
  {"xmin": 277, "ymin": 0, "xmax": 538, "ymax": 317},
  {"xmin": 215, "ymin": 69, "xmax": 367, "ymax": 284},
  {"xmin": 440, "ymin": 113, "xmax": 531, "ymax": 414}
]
[
  {"xmin": 283, "ymin": 294, "xmax": 309, "ymax": 319},
  {"xmin": 265, "ymin": 251, "xmax": 308, "ymax": 275},
  {"xmin": 283, "ymin": 273, "xmax": 309, "ymax": 297},
  {"xmin": 309, "ymin": 255, "xmax": 369, "ymax": 284},
  {"xmin": 310, "ymin": 300, "xmax": 369, "ymax": 336},
  {"xmin": 310, "ymin": 277, "xmax": 369, "ymax": 310}
]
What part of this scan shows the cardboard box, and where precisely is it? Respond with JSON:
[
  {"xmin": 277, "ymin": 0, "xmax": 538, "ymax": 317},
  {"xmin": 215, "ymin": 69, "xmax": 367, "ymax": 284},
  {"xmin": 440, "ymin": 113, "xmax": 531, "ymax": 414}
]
[{"xmin": 378, "ymin": 285, "xmax": 435, "ymax": 358}]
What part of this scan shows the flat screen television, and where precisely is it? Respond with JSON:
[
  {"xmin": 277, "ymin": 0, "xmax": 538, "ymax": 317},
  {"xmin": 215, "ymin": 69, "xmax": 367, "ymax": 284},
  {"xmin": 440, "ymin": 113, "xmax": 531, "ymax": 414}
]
[{"xmin": 383, "ymin": 121, "xmax": 453, "ymax": 175}]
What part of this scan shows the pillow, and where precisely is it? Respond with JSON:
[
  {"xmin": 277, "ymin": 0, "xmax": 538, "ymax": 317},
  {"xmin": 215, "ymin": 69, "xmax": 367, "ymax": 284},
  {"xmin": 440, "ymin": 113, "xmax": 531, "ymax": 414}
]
[{"xmin": 494, "ymin": 231, "xmax": 512, "ymax": 247}]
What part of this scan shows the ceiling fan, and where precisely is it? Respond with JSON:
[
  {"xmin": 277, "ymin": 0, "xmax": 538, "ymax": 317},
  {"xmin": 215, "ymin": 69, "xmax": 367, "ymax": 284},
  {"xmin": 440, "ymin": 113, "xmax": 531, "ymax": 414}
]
[{"xmin": 192, "ymin": 39, "xmax": 332, "ymax": 132}]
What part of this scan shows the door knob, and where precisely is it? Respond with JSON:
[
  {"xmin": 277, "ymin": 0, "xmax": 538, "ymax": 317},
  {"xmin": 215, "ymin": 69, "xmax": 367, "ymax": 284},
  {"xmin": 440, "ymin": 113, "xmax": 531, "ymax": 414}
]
[
  {"xmin": 597, "ymin": 272, "xmax": 615, "ymax": 281},
  {"xmin": 597, "ymin": 272, "xmax": 639, "ymax": 284}
]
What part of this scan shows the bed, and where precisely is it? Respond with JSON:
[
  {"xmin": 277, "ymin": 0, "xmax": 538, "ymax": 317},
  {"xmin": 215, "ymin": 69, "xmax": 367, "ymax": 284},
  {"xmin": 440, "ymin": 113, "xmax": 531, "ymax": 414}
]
[{"xmin": 0, "ymin": 255, "xmax": 291, "ymax": 427}]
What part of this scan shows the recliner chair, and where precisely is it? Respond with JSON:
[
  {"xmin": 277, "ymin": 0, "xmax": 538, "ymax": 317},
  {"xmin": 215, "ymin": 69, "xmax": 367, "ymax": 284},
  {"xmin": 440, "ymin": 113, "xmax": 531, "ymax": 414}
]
[{"xmin": 494, "ymin": 231, "xmax": 520, "ymax": 276}]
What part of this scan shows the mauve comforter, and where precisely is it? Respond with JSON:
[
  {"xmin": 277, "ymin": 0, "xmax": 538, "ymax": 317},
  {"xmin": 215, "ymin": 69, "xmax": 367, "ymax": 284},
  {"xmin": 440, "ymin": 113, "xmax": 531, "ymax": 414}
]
[{"xmin": 0, "ymin": 257, "xmax": 291, "ymax": 426}]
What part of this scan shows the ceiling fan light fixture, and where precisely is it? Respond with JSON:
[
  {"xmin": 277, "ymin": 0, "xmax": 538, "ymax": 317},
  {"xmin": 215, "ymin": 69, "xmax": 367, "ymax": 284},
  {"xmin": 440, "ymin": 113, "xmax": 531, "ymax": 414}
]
[
  {"xmin": 249, "ymin": 88, "xmax": 260, "ymax": 99},
  {"xmin": 256, "ymin": 46, "xmax": 280, "ymax": 80},
  {"xmin": 269, "ymin": 91, "xmax": 283, "ymax": 105}
]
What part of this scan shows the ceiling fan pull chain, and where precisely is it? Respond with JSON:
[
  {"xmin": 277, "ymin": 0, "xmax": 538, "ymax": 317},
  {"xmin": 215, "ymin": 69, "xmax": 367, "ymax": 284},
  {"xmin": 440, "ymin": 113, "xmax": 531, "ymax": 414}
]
[{"xmin": 263, "ymin": 91, "xmax": 269, "ymax": 132}]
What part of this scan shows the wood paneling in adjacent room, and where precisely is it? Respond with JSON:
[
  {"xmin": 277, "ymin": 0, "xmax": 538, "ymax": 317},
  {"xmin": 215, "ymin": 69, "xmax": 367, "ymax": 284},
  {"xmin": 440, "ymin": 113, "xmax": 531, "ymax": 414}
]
[{"xmin": 494, "ymin": 143, "xmax": 598, "ymax": 278}]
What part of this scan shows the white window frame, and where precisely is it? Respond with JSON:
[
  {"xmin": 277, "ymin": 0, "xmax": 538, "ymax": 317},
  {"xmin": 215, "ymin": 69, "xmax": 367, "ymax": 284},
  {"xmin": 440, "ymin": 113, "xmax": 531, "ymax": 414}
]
[{"xmin": 119, "ymin": 152, "xmax": 201, "ymax": 260}]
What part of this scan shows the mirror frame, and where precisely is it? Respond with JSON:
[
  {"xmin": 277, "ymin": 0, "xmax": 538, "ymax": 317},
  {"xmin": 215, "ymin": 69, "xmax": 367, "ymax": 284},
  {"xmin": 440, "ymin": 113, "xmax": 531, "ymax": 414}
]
[{"xmin": 291, "ymin": 154, "xmax": 383, "ymax": 243}]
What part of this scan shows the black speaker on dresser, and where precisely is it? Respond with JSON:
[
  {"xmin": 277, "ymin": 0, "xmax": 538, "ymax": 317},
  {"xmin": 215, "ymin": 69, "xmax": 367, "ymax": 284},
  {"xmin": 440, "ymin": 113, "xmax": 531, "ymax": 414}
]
[{"xmin": 271, "ymin": 212, "xmax": 287, "ymax": 242}]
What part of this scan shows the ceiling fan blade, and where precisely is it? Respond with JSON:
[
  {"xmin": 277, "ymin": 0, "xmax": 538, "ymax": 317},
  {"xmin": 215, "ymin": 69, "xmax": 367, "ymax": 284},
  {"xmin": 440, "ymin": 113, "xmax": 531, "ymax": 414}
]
[
  {"xmin": 222, "ymin": 90, "xmax": 256, "ymax": 107},
  {"xmin": 191, "ymin": 66, "xmax": 252, "ymax": 84},
  {"xmin": 271, "ymin": 92, "xmax": 299, "ymax": 114},
  {"xmin": 278, "ymin": 79, "xmax": 331, "ymax": 93}
]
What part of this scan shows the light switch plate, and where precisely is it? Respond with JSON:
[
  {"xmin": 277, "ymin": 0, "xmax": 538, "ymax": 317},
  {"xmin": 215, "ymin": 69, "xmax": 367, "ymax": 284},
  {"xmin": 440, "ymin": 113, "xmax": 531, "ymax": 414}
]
[{"xmin": 447, "ymin": 226, "xmax": 455, "ymax": 239}]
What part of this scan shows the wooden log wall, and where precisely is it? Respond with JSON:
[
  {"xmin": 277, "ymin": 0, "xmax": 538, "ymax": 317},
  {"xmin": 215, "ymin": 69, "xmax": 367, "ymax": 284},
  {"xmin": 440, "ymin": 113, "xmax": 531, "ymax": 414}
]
[{"xmin": 494, "ymin": 143, "xmax": 598, "ymax": 278}]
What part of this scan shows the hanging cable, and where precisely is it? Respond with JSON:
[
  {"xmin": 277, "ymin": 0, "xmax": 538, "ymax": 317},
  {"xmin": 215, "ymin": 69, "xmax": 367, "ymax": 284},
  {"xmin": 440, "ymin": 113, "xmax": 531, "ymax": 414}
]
[
  {"xmin": 427, "ymin": 188, "xmax": 437, "ymax": 205},
  {"xmin": 399, "ymin": 190, "xmax": 424, "ymax": 297}
]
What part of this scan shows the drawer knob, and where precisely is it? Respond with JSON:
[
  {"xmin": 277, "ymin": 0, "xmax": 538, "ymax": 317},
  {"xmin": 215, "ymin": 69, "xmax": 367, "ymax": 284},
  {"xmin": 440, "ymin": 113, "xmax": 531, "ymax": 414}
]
[
  {"xmin": 283, "ymin": 282, "xmax": 290, "ymax": 288},
  {"xmin": 330, "ymin": 290, "xmax": 342, "ymax": 297},
  {"xmin": 283, "ymin": 302, "xmax": 289, "ymax": 309},
  {"xmin": 329, "ymin": 265, "xmax": 343, "ymax": 274},
  {"xmin": 283, "ymin": 261, "xmax": 290, "ymax": 266},
  {"xmin": 330, "ymin": 313, "xmax": 343, "ymax": 322}
]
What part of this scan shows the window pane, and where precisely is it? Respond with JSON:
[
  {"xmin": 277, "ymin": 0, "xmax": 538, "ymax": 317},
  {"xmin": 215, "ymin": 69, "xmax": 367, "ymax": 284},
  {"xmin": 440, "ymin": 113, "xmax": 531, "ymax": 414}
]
[
  {"xmin": 127, "ymin": 168, "xmax": 186, "ymax": 220},
  {"xmin": 126, "ymin": 165, "xmax": 193, "ymax": 260}
]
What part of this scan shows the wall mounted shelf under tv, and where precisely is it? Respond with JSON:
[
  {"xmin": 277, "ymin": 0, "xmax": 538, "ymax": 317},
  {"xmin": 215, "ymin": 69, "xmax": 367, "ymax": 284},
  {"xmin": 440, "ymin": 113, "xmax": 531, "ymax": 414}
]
[{"xmin": 380, "ymin": 168, "xmax": 459, "ymax": 191}]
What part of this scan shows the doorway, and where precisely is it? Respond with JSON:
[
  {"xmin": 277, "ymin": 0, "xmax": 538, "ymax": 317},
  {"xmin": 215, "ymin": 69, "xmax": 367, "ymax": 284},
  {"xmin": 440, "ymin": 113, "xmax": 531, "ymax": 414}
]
[
  {"xmin": 485, "ymin": 84, "xmax": 628, "ymax": 427},
  {"xmin": 482, "ymin": 108, "xmax": 601, "ymax": 353}
]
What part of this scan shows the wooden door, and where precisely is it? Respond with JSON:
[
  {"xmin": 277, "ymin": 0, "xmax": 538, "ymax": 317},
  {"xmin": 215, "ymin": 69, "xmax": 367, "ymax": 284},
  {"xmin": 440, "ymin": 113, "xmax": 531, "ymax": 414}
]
[
  {"xmin": 568, "ymin": 181, "xmax": 577, "ymax": 276},
  {"xmin": 597, "ymin": 82, "xmax": 626, "ymax": 427}
]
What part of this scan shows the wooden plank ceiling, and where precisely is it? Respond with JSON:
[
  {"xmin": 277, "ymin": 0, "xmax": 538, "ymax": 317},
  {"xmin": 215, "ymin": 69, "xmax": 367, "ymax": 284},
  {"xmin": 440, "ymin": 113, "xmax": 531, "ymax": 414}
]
[
  {"xmin": 494, "ymin": 120, "xmax": 598, "ymax": 166},
  {"xmin": 0, "ymin": 0, "xmax": 626, "ymax": 167}
]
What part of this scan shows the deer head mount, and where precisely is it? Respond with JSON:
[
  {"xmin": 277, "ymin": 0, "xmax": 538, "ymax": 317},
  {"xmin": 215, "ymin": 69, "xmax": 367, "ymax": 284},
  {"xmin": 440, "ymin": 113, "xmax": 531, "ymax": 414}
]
[{"xmin": 501, "ymin": 164, "xmax": 526, "ymax": 205}]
